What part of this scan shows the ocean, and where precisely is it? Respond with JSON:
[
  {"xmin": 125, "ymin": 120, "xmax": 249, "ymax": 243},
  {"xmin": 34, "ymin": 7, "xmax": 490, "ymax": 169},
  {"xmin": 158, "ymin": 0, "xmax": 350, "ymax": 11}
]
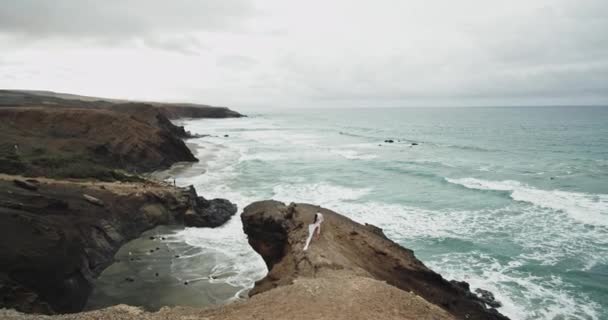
[{"xmin": 93, "ymin": 106, "xmax": 608, "ymax": 319}]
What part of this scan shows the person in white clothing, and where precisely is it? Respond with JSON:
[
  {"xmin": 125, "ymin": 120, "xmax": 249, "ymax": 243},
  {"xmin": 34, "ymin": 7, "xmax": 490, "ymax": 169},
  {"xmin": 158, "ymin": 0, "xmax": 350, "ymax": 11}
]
[{"xmin": 303, "ymin": 212, "xmax": 324, "ymax": 251}]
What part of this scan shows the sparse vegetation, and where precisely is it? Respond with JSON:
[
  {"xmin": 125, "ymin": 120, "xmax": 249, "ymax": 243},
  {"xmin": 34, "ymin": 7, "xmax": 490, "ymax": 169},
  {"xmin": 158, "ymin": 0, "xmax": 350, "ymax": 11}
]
[{"xmin": 0, "ymin": 144, "xmax": 142, "ymax": 181}]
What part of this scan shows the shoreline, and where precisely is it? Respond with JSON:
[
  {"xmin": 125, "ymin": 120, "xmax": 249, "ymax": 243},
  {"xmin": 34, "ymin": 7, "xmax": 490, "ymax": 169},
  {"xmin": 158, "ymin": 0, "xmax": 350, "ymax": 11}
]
[
  {"xmin": 0, "ymin": 92, "xmax": 245, "ymax": 314},
  {"xmin": 86, "ymin": 226, "xmax": 244, "ymax": 312},
  {"xmin": 1, "ymin": 91, "xmax": 511, "ymax": 319}
]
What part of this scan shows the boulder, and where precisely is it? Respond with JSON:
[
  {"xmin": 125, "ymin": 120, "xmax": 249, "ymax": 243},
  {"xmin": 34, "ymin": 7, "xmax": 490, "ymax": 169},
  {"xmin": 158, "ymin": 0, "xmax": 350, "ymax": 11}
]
[
  {"xmin": 476, "ymin": 288, "xmax": 502, "ymax": 308},
  {"xmin": 184, "ymin": 197, "xmax": 237, "ymax": 228}
]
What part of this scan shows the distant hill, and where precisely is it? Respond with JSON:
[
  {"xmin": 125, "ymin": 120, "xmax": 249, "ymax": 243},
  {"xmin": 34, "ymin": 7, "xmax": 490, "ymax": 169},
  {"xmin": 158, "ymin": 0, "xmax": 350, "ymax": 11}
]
[{"xmin": 0, "ymin": 89, "xmax": 244, "ymax": 119}]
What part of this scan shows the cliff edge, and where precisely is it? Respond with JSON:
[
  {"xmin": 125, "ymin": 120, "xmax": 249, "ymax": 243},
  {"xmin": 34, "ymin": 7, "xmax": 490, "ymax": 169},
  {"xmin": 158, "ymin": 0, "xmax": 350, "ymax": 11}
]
[{"xmin": 241, "ymin": 200, "xmax": 509, "ymax": 320}]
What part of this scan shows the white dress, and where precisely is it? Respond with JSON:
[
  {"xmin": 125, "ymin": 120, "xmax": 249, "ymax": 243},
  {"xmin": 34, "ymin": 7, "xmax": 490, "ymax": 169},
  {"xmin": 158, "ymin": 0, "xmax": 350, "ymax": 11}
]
[{"xmin": 303, "ymin": 213, "xmax": 324, "ymax": 251}]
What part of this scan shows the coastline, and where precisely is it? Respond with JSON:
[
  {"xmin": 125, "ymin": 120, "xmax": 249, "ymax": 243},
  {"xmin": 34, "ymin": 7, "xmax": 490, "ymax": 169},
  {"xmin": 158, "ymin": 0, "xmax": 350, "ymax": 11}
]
[
  {"xmin": 0, "ymin": 91, "xmax": 245, "ymax": 314},
  {"xmin": 0, "ymin": 91, "xmax": 511, "ymax": 319}
]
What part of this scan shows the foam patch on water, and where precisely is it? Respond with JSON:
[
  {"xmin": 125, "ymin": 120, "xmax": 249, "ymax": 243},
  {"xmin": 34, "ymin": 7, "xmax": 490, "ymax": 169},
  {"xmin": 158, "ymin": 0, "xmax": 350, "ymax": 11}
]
[
  {"xmin": 330, "ymin": 149, "xmax": 378, "ymax": 160},
  {"xmin": 426, "ymin": 252, "xmax": 602, "ymax": 320},
  {"xmin": 272, "ymin": 183, "xmax": 371, "ymax": 204},
  {"xmin": 171, "ymin": 218, "xmax": 266, "ymax": 295},
  {"xmin": 446, "ymin": 178, "xmax": 608, "ymax": 227}
]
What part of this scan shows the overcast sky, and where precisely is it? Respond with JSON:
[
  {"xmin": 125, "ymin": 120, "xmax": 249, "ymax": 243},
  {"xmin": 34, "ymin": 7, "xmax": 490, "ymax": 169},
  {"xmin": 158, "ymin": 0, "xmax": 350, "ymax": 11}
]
[{"xmin": 1, "ymin": 0, "xmax": 607, "ymax": 108}]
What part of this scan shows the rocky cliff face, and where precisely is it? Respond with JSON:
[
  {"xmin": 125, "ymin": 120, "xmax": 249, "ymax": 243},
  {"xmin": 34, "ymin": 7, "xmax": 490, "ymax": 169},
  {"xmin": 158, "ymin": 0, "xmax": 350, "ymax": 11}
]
[
  {"xmin": 156, "ymin": 104, "xmax": 243, "ymax": 119},
  {"xmin": 0, "ymin": 107, "xmax": 197, "ymax": 178},
  {"xmin": 241, "ymin": 200, "xmax": 509, "ymax": 320},
  {"xmin": 0, "ymin": 175, "xmax": 236, "ymax": 314},
  {"xmin": 0, "ymin": 89, "xmax": 244, "ymax": 119},
  {"xmin": 0, "ymin": 199, "xmax": 509, "ymax": 320}
]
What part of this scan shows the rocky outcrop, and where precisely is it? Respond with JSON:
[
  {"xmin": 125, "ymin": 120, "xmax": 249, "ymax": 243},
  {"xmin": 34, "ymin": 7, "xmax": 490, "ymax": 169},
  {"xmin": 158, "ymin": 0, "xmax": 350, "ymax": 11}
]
[
  {"xmin": 183, "ymin": 186, "xmax": 237, "ymax": 227},
  {"xmin": 156, "ymin": 104, "xmax": 243, "ymax": 119},
  {"xmin": 241, "ymin": 200, "xmax": 509, "ymax": 320},
  {"xmin": 0, "ymin": 107, "xmax": 197, "ymax": 178},
  {"xmin": 0, "ymin": 175, "xmax": 235, "ymax": 314}
]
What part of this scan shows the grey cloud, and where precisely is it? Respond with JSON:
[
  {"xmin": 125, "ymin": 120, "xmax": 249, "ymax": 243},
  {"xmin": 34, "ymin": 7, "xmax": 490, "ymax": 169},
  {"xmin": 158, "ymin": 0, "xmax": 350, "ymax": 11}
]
[
  {"xmin": 272, "ymin": 1, "xmax": 608, "ymax": 105},
  {"xmin": 0, "ymin": 0, "xmax": 256, "ymax": 40},
  {"xmin": 216, "ymin": 55, "xmax": 257, "ymax": 69},
  {"xmin": 1, "ymin": 0, "xmax": 607, "ymax": 107},
  {"xmin": 141, "ymin": 35, "xmax": 208, "ymax": 55}
]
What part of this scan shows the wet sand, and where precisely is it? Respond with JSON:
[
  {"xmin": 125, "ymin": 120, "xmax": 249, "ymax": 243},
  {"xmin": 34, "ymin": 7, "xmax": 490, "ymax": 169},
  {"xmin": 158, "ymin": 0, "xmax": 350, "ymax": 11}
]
[{"xmin": 86, "ymin": 226, "xmax": 245, "ymax": 311}]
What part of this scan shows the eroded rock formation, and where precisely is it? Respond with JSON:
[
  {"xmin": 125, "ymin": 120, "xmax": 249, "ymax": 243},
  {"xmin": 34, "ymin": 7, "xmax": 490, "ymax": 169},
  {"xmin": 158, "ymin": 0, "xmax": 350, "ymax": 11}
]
[
  {"xmin": 0, "ymin": 175, "xmax": 236, "ymax": 314},
  {"xmin": 241, "ymin": 200, "xmax": 509, "ymax": 320}
]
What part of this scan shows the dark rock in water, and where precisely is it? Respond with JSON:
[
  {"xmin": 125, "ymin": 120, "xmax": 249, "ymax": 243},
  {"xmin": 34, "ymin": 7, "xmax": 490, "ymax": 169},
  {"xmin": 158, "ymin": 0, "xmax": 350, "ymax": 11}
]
[
  {"xmin": 224, "ymin": 134, "xmax": 229, "ymax": 137},
  {"xmin": 185, "ymin": 133, "xmax": 209, "ymax": 139},
  {"xmin": 124, "ymin": 277, "xmax": 135, "ymax": 283},
  {"xmin": 155, "ymin": 273, "xmax": 159, "ymax": 277},
  {"xmin": 149, "ymin": 236, "xmax": 155, "ymax": 240},
  {"xmin": 184, "ymin": 186, "xmax": 237, "ymax": 228},
  {"xmin": 13, "ymin": 179, "xmax": 38, "ymax": 191},
  {"xmin": 384, "ymin": 139, "xmax": 394, "ymax": 143},
  {"xmin": 475, "ymin": 288, "xmax": 502, "ymax": 308},
  {"xmin": 411, "ymin": 142, "xmax": 419, "ymax": 146},
  {"xmin": 450, "ymin": 280, "xmax": 470, "ymax": 291},
  {"xmin": 184, "ymin": 281, "xmax": 189, "ymax": 285}
]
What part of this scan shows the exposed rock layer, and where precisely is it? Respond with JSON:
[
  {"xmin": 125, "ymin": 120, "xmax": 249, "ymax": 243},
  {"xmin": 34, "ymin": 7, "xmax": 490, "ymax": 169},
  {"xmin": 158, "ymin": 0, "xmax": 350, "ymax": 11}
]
[
  {"xmin": 0, "ymin": 175, "xmax": 235, "ymax": 314},
  {"xmin": 0, "ymin": 107, "xmax": 196, "ymax": 177},
  {"xmin": 0, "ymin": 89, "xmax": 244, "ymax": 119},
  {"xmin": 241, "ymin": 200, "xmax": 509, "ymax": 320},
  {"xmin": 183, "ymin": 186, "xmax": 237, "ymax": 228}
]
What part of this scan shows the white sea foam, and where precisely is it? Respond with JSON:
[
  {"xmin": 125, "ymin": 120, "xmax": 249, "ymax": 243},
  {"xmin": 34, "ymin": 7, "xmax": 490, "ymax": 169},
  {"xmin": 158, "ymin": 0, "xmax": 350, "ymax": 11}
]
[
  {"xmin": 172, "ymin": 218, "xmax": 266, "ymax": 293},
  {"xmin": 169, "ymin": 121, "xmax": 269, "ymax": 298},
  {"xmin": 272, "ymin": 183, "xmax": 371, "ymax": 205},
  {"xmin": 445, "ymin": 178, "xmax": 608, "ymax": 227},
  {"xmin": 313, "ymin": 200, "xmax": 607, "ymax": 320},
  {"xmin": 330, "ymin": 149, "xmax": 378, "ymax": 160},
  {"xmin": 427, "ymin": 252, "xmax": 602, "ymax": 320},
  {"xmin": 169, "ymin": 118, "xmax": 606, "ymax": 319}
]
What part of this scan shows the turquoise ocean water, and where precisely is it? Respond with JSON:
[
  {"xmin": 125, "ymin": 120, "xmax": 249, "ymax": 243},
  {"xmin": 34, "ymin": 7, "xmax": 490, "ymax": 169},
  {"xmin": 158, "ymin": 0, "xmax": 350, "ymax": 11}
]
[{"xmin": 170, "ymin": 107, "xmax": 607, "ymax": 320}]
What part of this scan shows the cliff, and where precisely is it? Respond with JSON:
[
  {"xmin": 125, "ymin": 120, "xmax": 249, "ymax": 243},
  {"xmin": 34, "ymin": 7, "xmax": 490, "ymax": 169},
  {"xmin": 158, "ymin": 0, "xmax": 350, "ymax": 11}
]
[
  {"xmin": 0, "ymin": 175, "xmax": 236, "ymax": 314},
  {"xmin": 0, "ymin": 90, "xmax": 244, "ymax": 119},
  {"xmin": 0, "ymin": 107, "xmax": 196, "ymax": 178},
  {"xmin": 0, "ymin": 90, "xmax": 243, "ymax": 314},
  {"xmin": 240, "ymin": 200, "xmax": 509, "ymax": 320},
  {"xmin": 0, "ymin": 200, "xmax": 509, "ymax": 320}
]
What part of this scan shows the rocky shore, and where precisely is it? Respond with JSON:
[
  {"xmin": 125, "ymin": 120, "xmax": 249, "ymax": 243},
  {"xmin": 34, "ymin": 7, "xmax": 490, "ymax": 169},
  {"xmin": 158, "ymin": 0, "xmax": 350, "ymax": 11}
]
[
  {"xmin": 0, "ymin": 90, "xmax": 509, "ymax": 319},
  {"xmin": 0, "ymin": 91, "xmax": 242, "ymax": 314},
  {"xmin": 0, "ymin": 200, "xmax": 509, "ymax": 320}
]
